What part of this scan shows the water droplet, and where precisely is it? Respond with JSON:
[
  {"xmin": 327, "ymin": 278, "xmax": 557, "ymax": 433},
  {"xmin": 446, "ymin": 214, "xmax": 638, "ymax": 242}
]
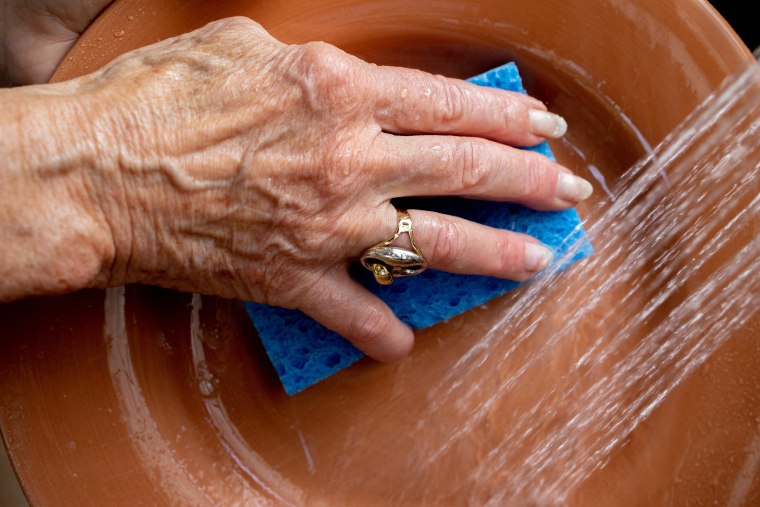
[
  {"xmin": 195, "ymin": 361, "xmax": 219, "ymax": 398},
  {"xmin": 198, "ymin": 378, "xmax": 216, "ymax": 397}
]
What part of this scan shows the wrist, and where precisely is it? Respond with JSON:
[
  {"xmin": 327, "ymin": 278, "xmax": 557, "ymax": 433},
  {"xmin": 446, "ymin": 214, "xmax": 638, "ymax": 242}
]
[{"xmin": 0, "ymin": 81, "xmax": 121, "ymax": 299}]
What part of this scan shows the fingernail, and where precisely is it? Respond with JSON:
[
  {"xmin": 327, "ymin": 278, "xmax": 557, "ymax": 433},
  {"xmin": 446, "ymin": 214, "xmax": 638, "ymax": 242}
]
[
  {"xmin": 529, "ymin": 110, "xmax": 568, "ymax": 139},
  {"xmin": 525, "ymin": 242, "xmax": 553, "ymax": 272},
  {"xmin": 557, "ymin": 172, "xmax": 594, "ymax": 202}
]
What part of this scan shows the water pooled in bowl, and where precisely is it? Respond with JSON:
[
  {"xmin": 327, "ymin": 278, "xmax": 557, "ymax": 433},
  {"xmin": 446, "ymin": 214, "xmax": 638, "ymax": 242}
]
[
  {"xmin": 408, "ymin": 58, "xmax": 760, "ymax": 505},
  {"xmin": 99, "ymin": 58, "xmax": 759, "ymax": 505}
]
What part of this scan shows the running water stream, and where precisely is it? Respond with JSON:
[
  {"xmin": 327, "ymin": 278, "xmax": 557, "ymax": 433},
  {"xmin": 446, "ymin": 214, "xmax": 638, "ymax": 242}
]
[
  {"xmin": 404, "ymin": 57, "xmax": 760, "ymax": 503},
  {"xmin": 100, "ymin": 56, "xmax": 760, "ymax": 505}
]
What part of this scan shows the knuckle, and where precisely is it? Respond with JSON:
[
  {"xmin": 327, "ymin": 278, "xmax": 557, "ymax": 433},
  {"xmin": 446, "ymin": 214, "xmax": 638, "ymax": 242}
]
[
  {"xmin": 429, "ymin": 218, "xmax": 461, "ymax": 266},
  {"xmin": 496, "ymin": 236, "xmax": 524, "ymax": 275},
  {"xmin": 500, "ymin": 95, "xmax": 525, "ymax": 127},
  {"xmin": 319, "ymin": 140, "xmax": 367, "ymax": 193},
  {"xmin": 351, "ymin": 307, "xmax": 391, "ymax": 348},
  {"xmin": 253, "ymin": 246, "xmax": 300, "ymax": 307},
  {"xmin": 293, "ymin": 42, "xmax": 359, "ymax": 101},
  {"xmin": 435, "ymin": 76, "xmax": 468, "ymax": 124},
  {"xmin": 454, "ymin": 140, "xmax": 489, "ymax": 191},
  {"xmin": 295, "ymin": 221, "xmax": 330, "ymax": 253},
  {"xmin": 295, "ymin": 41, "xmax": 337, "ymax": 68},
  {"xmin": 198, "ymin": 17, "xmax": 273, "ymax": 53},
  {"xmin": 520, "ymin": 151, "xmax": 552, "ymax": 198},
  {"xmin": 258, "ymin": 259, "xmax": 288, "ymax": 305},
  {"xmin": 214, "ymin": 16, "xmax": 265, "ymax": 34}
]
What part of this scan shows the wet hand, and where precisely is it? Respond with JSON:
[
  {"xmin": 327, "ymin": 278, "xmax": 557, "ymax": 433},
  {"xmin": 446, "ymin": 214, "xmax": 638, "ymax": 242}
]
[{"xmin": 78, "ymin": 18, "xmax": 592, "ymax": 360}]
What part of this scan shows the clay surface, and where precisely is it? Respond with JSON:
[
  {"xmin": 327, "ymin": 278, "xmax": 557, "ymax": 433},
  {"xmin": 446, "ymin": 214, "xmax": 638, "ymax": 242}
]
[{"xmin": 1, "ymin": 0, "xmax": 758, "ymax": 505}]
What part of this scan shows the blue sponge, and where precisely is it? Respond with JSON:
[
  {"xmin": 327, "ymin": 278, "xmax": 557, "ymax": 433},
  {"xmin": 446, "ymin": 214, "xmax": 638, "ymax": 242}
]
[{"xmin": 246, "ymin": 63, "xmax": 593, "ymax": 395}]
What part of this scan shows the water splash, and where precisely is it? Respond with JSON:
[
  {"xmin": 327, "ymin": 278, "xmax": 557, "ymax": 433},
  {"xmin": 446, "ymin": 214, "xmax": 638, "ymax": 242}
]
[
  {"xmin": 408, "ymin": 57, "xmax": 760, "ymax": 503},
  {"xmin": 101, "ymin": 56, "xmax": 759, "ymax": 504}
]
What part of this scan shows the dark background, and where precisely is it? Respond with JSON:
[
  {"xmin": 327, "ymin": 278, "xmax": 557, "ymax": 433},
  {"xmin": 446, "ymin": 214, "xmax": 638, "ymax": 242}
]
[{"xmin": 710, "ymin": 1, "xmax": 759, "ymax": 51}]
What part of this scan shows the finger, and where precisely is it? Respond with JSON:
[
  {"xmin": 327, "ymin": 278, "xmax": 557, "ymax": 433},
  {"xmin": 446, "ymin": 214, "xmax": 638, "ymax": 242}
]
[
  {"xmin": 299, "ymin": 267, "xmax": 415, "ymax": 362},
  {"xmin": 373, "ymin": 207, "xmax": 554, "ymax": 282},
  {"xmin": 370, "ymin": 66, "xmax": 567, "ymax": 146},
  {"xmin": 374, "ymin": 134, "xmax": 593, "ymax": 210}
]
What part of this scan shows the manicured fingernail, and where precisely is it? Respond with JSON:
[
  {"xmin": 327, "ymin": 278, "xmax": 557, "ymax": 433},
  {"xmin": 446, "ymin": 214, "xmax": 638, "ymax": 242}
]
[
  {"xmin": 557, "ymin": 172, "xmax": 594, "ymax": 202},
  {"xmin": 525, "ymin": 242, "xmax": 553, "ymax": 272},
  {"xmin": 529, "ymin": 110, "xmax": 568, "ymax": 139}
]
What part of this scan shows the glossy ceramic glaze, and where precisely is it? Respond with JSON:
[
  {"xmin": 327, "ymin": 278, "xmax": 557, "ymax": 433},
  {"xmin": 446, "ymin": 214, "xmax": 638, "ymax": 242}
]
[{"xmin": 1, "ymin": 0, "xmax": 758, "ymax": 505}]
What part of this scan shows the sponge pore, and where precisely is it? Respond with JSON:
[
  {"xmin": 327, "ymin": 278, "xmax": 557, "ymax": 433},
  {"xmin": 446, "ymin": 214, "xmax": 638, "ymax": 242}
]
[{"xmin": 245, "ymin": 62, "xmax": 593, "ymax": 395}]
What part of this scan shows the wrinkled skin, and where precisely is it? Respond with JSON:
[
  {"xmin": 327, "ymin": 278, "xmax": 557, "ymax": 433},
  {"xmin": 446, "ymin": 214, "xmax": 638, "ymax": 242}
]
[{"xmin": 0, "ymin": 17, "xmax": 592, "ymax": 360}]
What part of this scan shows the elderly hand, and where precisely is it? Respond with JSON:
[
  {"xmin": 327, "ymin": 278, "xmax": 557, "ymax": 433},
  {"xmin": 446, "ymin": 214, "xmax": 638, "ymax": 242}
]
[{"xmin": 0, "ymin": 18, "xmax": 592, "ymax": 361}]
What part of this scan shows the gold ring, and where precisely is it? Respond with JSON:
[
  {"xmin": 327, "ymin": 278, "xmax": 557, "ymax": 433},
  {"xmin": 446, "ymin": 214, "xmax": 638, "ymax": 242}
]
[{"xmin": 360, "ymin": 209, "xmax": 428, "ymax": 285}]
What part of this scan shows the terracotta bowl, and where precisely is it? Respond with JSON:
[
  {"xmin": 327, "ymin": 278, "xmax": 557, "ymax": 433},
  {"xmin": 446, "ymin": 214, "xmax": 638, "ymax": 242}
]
[{"xmin": 1, "ymin": 0, "xmax": 757, "ymax": 505}]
